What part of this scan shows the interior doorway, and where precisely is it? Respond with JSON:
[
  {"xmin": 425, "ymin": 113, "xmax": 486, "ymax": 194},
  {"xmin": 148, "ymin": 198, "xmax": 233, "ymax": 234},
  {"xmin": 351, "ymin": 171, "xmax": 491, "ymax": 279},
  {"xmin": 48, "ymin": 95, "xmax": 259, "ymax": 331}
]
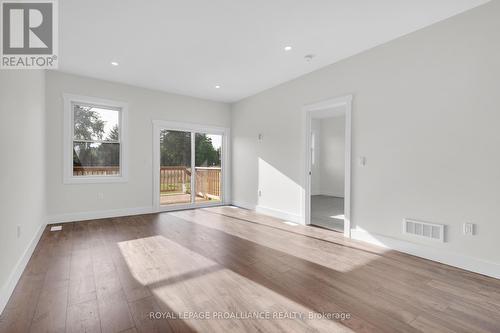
[
  {"xmin": 303, "ymin": 95, "xmax": 352, "ymax": 237},
  {"xmin": 310, "ymin": 113, "xmax": 346, "ymax": 232}
]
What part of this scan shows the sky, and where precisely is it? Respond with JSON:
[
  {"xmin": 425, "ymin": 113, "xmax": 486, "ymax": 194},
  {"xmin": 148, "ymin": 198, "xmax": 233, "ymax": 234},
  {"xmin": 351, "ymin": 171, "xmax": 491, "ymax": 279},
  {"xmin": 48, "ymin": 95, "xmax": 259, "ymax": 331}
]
[
  {"xmin": 93, "ymin": 107, "xmax": 119, "ymax": 139},
  {"xmin": 207, "ymin": 134, "xmax": 222, "ymax": 150}
]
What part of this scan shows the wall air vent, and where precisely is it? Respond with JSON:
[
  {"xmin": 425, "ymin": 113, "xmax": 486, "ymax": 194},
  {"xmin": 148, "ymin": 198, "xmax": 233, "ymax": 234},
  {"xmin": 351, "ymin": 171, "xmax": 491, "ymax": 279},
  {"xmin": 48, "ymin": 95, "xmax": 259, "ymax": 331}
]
[{"xmin": 403, "ymin": 218, "xmax": 444, "ymax": 242}]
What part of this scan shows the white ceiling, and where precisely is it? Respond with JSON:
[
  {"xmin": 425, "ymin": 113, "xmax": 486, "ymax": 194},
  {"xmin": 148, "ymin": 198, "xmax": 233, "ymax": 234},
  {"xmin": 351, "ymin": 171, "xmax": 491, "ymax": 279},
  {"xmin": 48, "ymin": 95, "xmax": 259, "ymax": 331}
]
[{"xmin": 59, "ymin": 0, "xmax": 489, "ymax": 103}]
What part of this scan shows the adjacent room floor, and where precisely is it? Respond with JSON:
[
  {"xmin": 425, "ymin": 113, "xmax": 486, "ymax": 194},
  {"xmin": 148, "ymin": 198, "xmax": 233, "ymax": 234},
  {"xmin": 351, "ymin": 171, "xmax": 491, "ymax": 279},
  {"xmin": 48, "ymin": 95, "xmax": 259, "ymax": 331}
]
[
  {"xmin": 311, "ymin": 195, "xmax": 344, "ymax": 232},
  {"xmin": 1, "ymin": 206, "xmax": 499, "ymax": 333}
]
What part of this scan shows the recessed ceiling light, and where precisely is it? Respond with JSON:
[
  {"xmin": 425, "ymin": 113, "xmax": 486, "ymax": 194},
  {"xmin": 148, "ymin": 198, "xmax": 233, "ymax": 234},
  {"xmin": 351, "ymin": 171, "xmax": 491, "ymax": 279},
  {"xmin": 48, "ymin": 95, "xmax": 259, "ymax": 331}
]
[
  {"xmin": 215, "ymin": 85, "xmax": 221, "ymax": 89},
  {"xmin": 284, "ymin": 46, "xmax": 292, "ymax": 51},
  {"xmin": 111, "ymin": 61, "xmax": 119, "ymax": 66}
]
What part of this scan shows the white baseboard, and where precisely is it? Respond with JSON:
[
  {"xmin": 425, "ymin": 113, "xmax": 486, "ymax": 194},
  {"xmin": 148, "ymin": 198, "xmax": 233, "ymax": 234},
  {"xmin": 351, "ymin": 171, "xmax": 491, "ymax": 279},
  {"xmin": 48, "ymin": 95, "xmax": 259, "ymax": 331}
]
[
  {"xmin": 256, "ymin": 205, "xmax": 302, "ymax": 223},
  {"xmin": 351, "ymin": 229, "xmax": 500, "ymax": 279},
  {"xmin": 0, "ymin": 221, "xmax": 46, "ymax": 315},
  {"xmin": 231, "ymin": 201, "xmax": 301, "ymax": 224},
  {"xmin": 47, "ymin": 206, "xmax": 154, "ymax": 224},
  {"xmin": 231, "ymin": 200, "xmax": 256, "ymax": 211},
  {"xmin": 315, "ymin": 192, "xmax": 344, "ymax": 198}
]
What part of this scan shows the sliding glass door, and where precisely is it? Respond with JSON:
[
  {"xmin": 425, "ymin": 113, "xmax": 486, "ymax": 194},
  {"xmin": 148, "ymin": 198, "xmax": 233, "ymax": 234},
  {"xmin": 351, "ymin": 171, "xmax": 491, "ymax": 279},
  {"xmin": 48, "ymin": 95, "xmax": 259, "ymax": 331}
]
[
  {"xmin": 154, "ymin": 121, "xmax": 226, "ymax": 210},
  {"xmin": 159, "ymin": 130, "xmax": 192, "ymax": 206},
  {"xmin": 195, "ymin": 133, "xmax": 222, "ymax": 203}
]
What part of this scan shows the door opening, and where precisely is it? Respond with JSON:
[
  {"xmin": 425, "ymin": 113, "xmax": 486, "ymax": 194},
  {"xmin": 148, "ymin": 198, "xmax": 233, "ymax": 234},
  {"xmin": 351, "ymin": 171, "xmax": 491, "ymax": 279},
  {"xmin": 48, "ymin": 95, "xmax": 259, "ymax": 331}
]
[
  {"xmin": 310, "ymin": 114, "xmax": 345, "ymax": 232},
  {"xmin": 303, "ymin": 95, "xmax": 352, "ymax": 237}
]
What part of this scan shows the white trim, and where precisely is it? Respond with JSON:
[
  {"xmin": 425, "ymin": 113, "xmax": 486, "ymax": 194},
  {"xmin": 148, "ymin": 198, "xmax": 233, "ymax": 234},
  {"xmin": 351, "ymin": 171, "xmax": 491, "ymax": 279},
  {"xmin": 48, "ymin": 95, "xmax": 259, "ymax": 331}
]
[
  {"xmin": 230, "ymin": 201, "xmax": 301, "ymax": 223},
  {"xmin": 256, "ymin": 205, "xmax": 302, "ymax": 223},
  {"xmin": 46, "ymin": 206, "xmax": 153, "ymax": 224},
  {"xmin": 231, "ymin": 201, "xmax": 256, "ymax": 211},
  {"xmin": 351, "ymin": 229, "xmax": 500, "ymax": 279},
  {"xmin": 0, "ymin": 221, "xmax": 46, "ymax": 315},
  {"xmin": 151, "ymin": 120, "xmax": 227, "ymax": 135},
  {"xmin": 152, "ymin": 120, "xmax": 231, "ymax": 212},
  {"xmin": 63, "ymin": 94, "xmax": 129, "ymax": 184},
  {"xmin": 302, "ymin": 95, "xmax": 353, "ymax": 238},
  {"xmin": 154, "ymin": 201, "xmax": 226, "ymax": 213}
]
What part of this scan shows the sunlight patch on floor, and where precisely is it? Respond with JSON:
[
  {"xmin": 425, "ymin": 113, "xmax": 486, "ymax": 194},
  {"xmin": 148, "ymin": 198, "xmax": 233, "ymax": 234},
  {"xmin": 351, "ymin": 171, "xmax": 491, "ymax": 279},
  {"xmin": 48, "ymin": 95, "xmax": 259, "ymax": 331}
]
[
  {"xmin": 118, "ymin": 234, "xmax": 354, "ymax": 332},
  {"xmin": 283, "ymin": 221, "xmax": 299, "ymax": 226},
  {"xmin": 151, "ymin": 266, "xmax": 353, "ymax": 332},
  {"xmin": 170, "ymin": 210, "xmax": 377, "ymax": 273},
  {"xmin": 117, "ymin": 235, "xmax": 218, "ymax": 286}
]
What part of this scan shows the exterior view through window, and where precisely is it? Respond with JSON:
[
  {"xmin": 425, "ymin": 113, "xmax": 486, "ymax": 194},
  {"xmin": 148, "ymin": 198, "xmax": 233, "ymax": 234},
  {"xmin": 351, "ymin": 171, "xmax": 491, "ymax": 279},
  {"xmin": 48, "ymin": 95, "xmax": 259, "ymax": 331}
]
[
  {"xmin": 159, "ymin": 129, "xmax": 222, "ymax": 206},
  {"xmin": 160, "ymin": 130, "xmax": 192, "ymax": 205},
  {"xmin": 195, "ymin": 133, "xmax": 222, "ymax": 203},
  {"xmin": 72, "ymin": 103, "xmax": 121, "ymax": 176}
]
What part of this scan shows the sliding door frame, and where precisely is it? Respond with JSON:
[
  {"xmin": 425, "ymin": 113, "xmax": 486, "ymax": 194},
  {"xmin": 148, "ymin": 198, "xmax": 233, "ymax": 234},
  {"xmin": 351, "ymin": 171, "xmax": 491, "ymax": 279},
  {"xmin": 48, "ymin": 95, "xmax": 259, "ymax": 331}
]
[{"xmin": 152, "ymin": 120, "xmax": 230, "ymax": 212}]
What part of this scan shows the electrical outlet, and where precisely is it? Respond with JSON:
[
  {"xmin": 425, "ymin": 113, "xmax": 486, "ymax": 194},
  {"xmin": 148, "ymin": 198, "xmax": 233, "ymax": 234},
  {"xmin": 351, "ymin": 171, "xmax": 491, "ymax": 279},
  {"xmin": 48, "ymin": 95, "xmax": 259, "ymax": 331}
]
[
  {"xmin": 98, "ymin": 192, "xmax": 104, "ymax": 200},
  {"xmin": 17, "ymin": 225, "xmax": 21, "ymax": 238},
  {"xmin": 258, "ymin": 190, "xmax": 262, "ymax": 197},
  {"xmin": 463, "ymin": 223, "xmax": 475, "ymax": 235}
]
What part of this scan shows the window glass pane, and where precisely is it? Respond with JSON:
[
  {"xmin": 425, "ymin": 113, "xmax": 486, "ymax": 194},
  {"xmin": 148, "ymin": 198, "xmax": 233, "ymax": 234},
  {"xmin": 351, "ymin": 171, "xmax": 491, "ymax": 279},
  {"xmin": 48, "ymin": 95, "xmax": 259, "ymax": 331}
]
[
  {"xmin": 160, "ymin": 130, "xmax": 191, "ymax": 206},
  {"xmin": 73, "ymin": 104, "xmax": 120, "ymax": 141},
  {"xmin": 73, "ymin": 142, "xmax": 120, "ymax": 176},
  {"xmin": 195, "ymin": 133, "xmax": 222, "ymax": 203}
]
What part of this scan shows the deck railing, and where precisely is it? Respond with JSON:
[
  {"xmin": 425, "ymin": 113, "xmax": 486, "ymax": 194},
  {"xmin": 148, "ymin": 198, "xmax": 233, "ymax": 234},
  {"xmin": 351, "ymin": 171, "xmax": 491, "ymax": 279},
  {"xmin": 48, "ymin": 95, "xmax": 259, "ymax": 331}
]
[
  {"xmin": 73, "ymin": 166, "xmax": 120, "ymax": 176},
  {"xmin": 160, "ymin": 166, "xmax": 191, "ymax": 193},
  {"xmin": 194, "ymin": 167, "xmax": 221, "ymax": 199},
  {"xmin": 72, "ymin": 165, "xmax": 221, "ymax": 200},
  {"xmin": 160, "ymin": 166, "xmax": 221, "ymax": 200}
]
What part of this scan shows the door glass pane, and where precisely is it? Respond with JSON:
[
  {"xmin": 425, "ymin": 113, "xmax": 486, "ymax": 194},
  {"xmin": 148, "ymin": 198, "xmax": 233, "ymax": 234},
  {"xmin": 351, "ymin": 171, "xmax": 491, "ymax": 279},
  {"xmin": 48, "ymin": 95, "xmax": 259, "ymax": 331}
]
[
  {"xmin": 195, "ymin": 133, "xmax": 222, "ymax": 203},
  {"xmin": 160, "ymin": 130, "xmax": 191, "ymax": 206}
]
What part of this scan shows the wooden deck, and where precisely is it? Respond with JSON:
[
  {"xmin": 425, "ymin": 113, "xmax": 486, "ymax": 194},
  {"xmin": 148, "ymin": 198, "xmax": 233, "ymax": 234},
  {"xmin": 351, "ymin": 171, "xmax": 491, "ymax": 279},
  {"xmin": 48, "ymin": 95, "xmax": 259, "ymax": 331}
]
[
  {"xmin": 1, "ymin": 206, "xmax": 499, "ymax": 332},
  {"xmin": 160, "ymin": 193, "xmax": 217, "ymax": 205}
]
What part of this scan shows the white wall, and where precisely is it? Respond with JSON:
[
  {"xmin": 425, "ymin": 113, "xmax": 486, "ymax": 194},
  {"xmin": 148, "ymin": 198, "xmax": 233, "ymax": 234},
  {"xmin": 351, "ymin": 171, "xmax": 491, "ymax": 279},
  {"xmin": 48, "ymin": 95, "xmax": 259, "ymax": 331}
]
[
  {"xmin": 319, "ymin": 115, "xmax": 345, "ymax": 197},
  {"xmin": 46, "ymin": 71, "xmax": 230, "ymax": 219},
  {"xmin": 0, "ymin": 70, "xmax": 46, "ymax": 313},
  {"xmin": 231, "ymin": 1, "xmax": 500, "ymax": 271}
]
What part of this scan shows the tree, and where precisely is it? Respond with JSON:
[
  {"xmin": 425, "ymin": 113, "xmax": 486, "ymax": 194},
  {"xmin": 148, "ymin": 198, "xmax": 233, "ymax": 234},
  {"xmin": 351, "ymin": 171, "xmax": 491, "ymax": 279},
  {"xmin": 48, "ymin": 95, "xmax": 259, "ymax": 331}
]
[
  {"xmin": 159, "ymin": 131, "xmax": 220, "ymax": 167},
  {"xmin": 73, "ymin": 105, "xmax": 105, "ymax": 140},
  {"xmin": 73, "ymin": 109, "xmax": 120, "ymax": 168},
  {"xmin": 195, "ymin": 134, "xmax": 220, "ymax": 167},
  {"xmin": 107, "ymin": 124, "xmax": 119, "ymax": 141},
  {"xmin": 160, "ymin": 130, "xmax": 191, "ymax": 166}
]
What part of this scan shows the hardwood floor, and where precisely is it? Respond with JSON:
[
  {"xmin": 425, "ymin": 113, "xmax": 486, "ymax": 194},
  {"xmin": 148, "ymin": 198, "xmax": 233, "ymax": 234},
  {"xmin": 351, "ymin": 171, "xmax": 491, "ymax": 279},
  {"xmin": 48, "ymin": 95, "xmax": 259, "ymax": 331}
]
[{"xmin": 1, "ymin": 206, "xmax": 499, "ymax": 332}]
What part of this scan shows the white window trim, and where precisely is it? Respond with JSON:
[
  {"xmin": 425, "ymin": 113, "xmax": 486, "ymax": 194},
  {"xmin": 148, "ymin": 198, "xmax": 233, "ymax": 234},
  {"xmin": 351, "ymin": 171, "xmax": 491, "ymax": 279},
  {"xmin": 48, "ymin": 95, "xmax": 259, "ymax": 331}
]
[
  {"xmin": 152, "ymin": 120, "xmax": 231, "ymax": 211},
  {"xmin": 63, "ymin": 94, "xmax": 129, "ymax": 184}
]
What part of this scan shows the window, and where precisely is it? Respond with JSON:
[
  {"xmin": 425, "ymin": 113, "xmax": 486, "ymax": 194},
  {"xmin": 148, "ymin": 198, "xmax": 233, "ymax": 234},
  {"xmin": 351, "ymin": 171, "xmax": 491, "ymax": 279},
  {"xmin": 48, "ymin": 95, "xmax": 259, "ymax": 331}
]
[{"xmin": 63, "ymin": 94, "xmax": 128, "ymax": 183}]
